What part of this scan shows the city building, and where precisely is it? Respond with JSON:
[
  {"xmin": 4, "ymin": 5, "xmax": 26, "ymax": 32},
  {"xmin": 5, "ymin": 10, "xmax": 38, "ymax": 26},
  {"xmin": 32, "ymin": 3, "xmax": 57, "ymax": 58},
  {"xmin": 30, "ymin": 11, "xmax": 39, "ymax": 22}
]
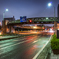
[
  {"xmin": 57, "ymin": 4, "xmax": 59, "ymax": 18},
  {"xmin": 2, "ymin": 16, "xmax": 15, "ymax": 34}
]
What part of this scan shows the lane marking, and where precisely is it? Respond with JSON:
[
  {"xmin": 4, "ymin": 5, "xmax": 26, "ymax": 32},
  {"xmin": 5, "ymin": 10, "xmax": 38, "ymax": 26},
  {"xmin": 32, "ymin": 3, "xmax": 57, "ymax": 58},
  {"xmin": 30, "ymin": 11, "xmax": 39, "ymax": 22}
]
[
  {"xmin": 0, "ymin": 35, "xmax": 41, "ymax": 54},
  {"xmin": 0, "ymin": 36, "xmax": 37, "ymax": 51},
  {"xmin": 0, "ymin": 36, "xmax": 35, "ymax": 47},
  {"xmin": 33, "ymin": 39, "xmax": 41, "ymax": 43},
  {"xmin": 0, "ymin": 38, "xmax": 26, "ymax": 47},
  {"xmin": 33, "ymin": 40, "xmax": 38, "ymax": 43}
]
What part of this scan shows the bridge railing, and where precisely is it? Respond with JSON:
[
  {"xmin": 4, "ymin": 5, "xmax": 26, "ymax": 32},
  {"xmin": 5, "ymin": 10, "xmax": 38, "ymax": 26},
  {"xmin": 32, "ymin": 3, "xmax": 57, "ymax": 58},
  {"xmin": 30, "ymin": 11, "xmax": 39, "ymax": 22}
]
[{"xmin": 8, "ymin": 17, "xmax": 59, "ymax": 24}]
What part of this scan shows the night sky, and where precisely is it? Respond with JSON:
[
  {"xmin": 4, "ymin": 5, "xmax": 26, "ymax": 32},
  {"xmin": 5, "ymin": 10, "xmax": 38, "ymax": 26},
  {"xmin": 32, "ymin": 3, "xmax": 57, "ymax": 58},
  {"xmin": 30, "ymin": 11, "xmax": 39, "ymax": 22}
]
[{"xmin": 0, "ymin": 0, "xmax": 59, "ymax": 24}]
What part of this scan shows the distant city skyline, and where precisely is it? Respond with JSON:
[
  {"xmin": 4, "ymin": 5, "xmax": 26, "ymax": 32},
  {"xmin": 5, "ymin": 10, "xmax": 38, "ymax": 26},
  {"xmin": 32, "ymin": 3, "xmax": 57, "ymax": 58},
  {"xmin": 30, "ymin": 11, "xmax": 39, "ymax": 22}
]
[{"xmin": 0, "ymin": 0, "xmax": 59, "ymax": 24}]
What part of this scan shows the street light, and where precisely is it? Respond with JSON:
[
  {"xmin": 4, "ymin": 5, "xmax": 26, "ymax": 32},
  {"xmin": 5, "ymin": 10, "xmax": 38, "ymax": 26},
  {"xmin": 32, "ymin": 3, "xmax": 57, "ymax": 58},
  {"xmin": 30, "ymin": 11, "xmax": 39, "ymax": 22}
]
[
  {"xmin": 6, "ymin": 9, "xmax": 8, "ymax": 11},
  {"xmin": 48, "ymin": 2, "xmax": 55, "ymax": 18},
  {"xmin": 48, "ymin": 2, "xmax": 56, "ymax": 34},
  {"xmin": 3, "ymin": 9, "xmax": 8, "ymax": 34},
  {"xmin": 48, "ymin": 2, "xmax": 52, "ymax": 7},
  {"xmin": 3, "ymin": 9, "xmax": 8, "ymax": 18}
]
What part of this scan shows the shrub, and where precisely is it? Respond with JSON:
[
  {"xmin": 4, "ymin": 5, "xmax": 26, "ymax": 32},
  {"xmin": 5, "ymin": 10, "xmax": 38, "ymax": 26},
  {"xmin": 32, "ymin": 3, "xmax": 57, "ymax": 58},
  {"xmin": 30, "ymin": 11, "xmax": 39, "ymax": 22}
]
[{"xmin": 51, "ymin": 34, "xmax": 59, "ymax": 49}]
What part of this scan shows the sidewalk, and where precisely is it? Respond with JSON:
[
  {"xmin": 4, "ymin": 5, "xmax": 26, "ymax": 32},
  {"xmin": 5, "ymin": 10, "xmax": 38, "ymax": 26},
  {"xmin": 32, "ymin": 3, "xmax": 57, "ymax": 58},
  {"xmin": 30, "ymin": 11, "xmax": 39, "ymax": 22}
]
[
  {"xmin": 50, "ymin": 50, "xmax": 59, "ymax": 59},
  {"xmin": 0, "ymin": 34, "xmax": 34, "ymax": 40},
  {"xmin": 0, "ymin": 35, "xmax": 21, "ymax": 40}
]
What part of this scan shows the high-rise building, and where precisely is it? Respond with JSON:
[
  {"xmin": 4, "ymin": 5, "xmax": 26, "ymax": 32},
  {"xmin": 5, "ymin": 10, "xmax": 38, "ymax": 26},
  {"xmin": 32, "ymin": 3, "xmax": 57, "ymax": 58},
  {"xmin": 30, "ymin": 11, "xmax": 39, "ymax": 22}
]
[{"xmin": 57, "ymin": 4, "xmax": 59, "ymax": 17}]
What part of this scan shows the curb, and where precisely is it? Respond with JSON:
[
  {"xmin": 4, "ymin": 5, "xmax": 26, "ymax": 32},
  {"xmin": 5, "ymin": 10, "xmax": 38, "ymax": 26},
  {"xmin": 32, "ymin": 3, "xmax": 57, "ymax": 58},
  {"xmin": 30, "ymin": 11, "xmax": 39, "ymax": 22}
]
[
  {"xmin": 0, "ymin": 35, "xmax": 23, "ymax": 41},
  {"xmin": 0, "ymin": 34, "xmax": 35, "ymax": 41}
]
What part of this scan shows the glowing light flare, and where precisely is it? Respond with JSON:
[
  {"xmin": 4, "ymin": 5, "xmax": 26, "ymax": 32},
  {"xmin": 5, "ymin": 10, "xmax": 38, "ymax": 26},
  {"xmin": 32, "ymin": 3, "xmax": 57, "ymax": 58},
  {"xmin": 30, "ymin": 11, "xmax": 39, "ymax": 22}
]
[
  {"xmin": 58, "ymin": 27, "xmax": 59, "ymax": 30},
  {"xmin": 13, "ymin": 31, "xmax": 15, "ymax": 33},
  {"xmin": 29, "ymin": 20, "xmax": 32, "ymax": 22},
  {"xmin": 33, "ymin": 26, "xmax": 37, "ymax": 29},
  {"xmin": 7, "ymin": 28, "xmax": 9, "ymax": 32},
  {"xmin": 42, "ymin": 27, "xmax": 45, "ymax": 29},
  {"xmin": 46, "ymin": 17, "xmax": 48, "ymax": 19},
  {"xmin": 49, "ymin": 28, "xmax": 54, "ymax": 32},
  {"xmin": 48, "ymin": 2, "xmax": 52, "ymax": 7},
  {"xmin": 0, "ymin": 22, "xmax": 1, "ymax": 25},
  {"xmin": 0, "ymin": 32, "xmax": 2, "ymax": 35},
  {"xmin": 0, "ymin": 33, "xmax": 1, "ymax": 35},
  {"xmin": 5, "ymin": 9, "xmax": 8, "ymax": 11}
]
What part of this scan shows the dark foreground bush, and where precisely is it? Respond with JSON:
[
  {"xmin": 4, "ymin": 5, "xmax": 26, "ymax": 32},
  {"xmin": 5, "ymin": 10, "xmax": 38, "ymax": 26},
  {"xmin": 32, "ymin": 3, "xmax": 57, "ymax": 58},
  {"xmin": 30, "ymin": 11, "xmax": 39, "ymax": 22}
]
[{"xmin": 51, "ymin": 34, "xmax": 59, "ymax": 49}]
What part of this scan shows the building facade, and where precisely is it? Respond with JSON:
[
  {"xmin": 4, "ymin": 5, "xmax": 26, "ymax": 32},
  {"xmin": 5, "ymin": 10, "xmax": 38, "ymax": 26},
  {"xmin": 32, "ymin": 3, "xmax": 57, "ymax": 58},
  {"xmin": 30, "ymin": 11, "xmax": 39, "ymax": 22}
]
[
  {"xmin": 57, "ymin": 4, "xmax": 59, "ymax": 18},
  {"xmin": 2, "ymin": 16, "xmax": 15, "ymax": 34}
]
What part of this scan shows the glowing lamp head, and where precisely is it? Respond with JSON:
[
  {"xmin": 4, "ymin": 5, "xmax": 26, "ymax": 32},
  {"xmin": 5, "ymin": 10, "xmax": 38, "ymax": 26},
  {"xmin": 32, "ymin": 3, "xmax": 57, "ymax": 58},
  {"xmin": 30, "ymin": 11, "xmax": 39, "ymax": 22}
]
[
  {"xmin": 5, "ymin": 9, "xmax": 8, "ymax": 11},
  {"xmin": 48, "ymin": 2, "xmax": 52, "ymax": 7}
]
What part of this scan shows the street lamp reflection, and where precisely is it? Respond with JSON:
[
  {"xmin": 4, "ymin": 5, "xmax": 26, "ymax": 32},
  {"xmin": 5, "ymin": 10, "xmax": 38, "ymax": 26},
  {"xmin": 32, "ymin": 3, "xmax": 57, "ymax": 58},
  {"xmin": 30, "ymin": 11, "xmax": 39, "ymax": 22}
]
[
  {"xmin": 0, "ymin": 32, "xmax": 2, "ymax": 35},
  {"xmin": 33, "ymin": 26, "xmax": 37, "ymax": 29}
]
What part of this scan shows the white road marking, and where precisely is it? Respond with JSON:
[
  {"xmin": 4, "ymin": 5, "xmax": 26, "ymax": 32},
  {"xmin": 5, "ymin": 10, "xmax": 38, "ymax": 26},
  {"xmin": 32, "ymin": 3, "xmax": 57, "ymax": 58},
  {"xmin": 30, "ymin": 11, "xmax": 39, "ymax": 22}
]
[
  {"xmin": 0, "ymin": 36, "xmax": 42, "ymax": 55},
  {"xmin": 33, "ymin": 39, "xmax": 41, "ymax": 43},
  {"xmin": 0, "ymin": 37, "xmax": 33, "ymax": 47},
  {"xmin": 13, "ymin": 38, "xmax": 24, "ymax": 41},
  {"xmin": 0, "ymin": 36, "xmax": 36, "ymax": 51},
  {"xmin": 33, "ymin": 40, "xmax": 38, "ymax": 43}
]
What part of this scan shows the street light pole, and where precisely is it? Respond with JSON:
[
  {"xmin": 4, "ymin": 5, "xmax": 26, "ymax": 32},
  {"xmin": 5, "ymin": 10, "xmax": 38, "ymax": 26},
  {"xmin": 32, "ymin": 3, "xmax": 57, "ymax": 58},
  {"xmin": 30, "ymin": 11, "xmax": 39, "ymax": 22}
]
[
  {"xmin": 54, "ymin": 6, "xmax": 57, "ymax": 34},
  {"xmin": 54, "ymin": 6, "xmax": 55, "ymax": 19},
  {"xmin": 48, "ymin": 2, "xmax": 56, "ymax": 19},
  {"xmin": 3, "ymin": 12, "xmax": 5, "ymax": 34},
  {"xmin": 48, "ymin": 2, "xmax": 57, "ymax": 33},
  {"xmin": 3, "ymin": 9, "xmax": 8, "ymax": 34}
]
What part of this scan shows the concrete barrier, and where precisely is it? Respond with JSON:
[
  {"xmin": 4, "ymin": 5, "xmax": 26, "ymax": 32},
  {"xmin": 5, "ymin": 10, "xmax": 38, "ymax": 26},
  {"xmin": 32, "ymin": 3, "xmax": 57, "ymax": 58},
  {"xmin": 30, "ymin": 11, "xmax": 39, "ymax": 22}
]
[{"xmin": 33, "ymin": 35, "xmax": 52, "ymax": 59}]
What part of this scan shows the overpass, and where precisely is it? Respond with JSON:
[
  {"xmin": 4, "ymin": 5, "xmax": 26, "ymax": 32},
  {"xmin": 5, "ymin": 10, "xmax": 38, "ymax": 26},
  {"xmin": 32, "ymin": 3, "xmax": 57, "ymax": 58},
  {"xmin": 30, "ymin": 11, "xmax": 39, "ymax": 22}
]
[
  {"xmin": 3, "ymin": 17, "xmax": 59, "ymax": 34},
  {"xmin": 7, "ymin": 17, "xmax": 59, "ymax": 25}
]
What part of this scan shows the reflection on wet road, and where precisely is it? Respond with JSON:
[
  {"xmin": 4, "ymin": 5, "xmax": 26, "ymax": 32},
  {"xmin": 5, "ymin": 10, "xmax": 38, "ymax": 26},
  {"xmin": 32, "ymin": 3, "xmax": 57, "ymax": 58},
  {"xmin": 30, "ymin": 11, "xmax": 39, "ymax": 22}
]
[{"xmin": 0, "ymin": 35, "xmax": 50, "ymax": 59}]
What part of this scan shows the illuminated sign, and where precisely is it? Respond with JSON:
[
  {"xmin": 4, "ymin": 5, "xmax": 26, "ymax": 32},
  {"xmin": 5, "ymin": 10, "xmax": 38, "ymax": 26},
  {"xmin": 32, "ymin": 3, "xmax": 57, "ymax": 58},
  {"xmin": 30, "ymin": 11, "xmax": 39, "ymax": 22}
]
[{"xmin": 20, "ymin": 16, "xmax": 26, "ymax": 22}]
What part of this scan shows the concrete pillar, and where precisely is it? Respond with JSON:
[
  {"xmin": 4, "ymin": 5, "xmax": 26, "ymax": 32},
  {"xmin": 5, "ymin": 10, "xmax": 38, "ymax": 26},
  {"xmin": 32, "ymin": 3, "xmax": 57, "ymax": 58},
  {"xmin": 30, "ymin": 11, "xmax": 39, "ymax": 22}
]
[
  {"xmin": 9, "ymin": 26, "xmax": 11, "ymax": 33},
  {"xmin": 54, "ymin": 21, "xmax": 57, "ymax": 34},
  {"xmin": 4, "ymin": 25, "xmax": 7, "ymax": 34},
  {"xmin": 54, "ymin": 21, "xmax": 57, "ymax": 30},
  {"xmin": 2, "ymin": 20, "xmax": 9, "ymax": 34},
  {"xmin": 2, "ymin": 20, "xmax": 7, "ymax": 34}
]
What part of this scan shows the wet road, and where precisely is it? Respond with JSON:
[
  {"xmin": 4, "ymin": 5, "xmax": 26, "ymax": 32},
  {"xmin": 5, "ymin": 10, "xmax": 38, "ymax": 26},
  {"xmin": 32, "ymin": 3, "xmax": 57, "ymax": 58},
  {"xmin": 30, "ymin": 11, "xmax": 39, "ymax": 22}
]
[{"xmin": 0, "ymin": 35, "xmax": 50, "ymax": 59}]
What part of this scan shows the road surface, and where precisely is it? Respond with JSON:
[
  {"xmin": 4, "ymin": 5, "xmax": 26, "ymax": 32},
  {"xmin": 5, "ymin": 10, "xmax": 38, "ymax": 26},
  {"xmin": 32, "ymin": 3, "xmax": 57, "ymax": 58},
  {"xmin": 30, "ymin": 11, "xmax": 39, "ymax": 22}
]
[{"xmin": 0, "ymin": 35, "xmax": 50, "ymax": 59}]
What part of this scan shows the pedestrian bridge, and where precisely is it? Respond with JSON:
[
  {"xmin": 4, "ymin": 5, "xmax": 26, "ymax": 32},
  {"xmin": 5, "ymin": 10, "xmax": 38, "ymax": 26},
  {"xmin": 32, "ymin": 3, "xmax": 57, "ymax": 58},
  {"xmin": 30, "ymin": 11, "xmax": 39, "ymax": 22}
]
[
  {"xmin": 8, "ymin": 17, "xmax": 59, "ymax": 25},
  {"xmin": 3, "ymin": 17, "xmax": 58, "ymax": 34}
]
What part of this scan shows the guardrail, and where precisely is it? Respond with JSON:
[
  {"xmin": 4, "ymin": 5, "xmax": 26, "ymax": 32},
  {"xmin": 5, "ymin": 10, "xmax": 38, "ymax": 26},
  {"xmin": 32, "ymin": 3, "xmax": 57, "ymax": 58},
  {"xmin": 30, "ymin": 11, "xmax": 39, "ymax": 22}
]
[{"xmin": 33, "ymin": 35, "xmax": 52, "ymax": 59}]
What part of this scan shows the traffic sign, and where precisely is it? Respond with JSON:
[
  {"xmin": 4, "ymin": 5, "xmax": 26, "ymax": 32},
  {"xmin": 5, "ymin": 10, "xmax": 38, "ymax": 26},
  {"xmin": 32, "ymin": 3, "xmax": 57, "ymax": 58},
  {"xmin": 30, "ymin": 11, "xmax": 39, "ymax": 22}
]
[{"xmin": 20, "ymin": 16, "xmax": 26, "ymax": 22}]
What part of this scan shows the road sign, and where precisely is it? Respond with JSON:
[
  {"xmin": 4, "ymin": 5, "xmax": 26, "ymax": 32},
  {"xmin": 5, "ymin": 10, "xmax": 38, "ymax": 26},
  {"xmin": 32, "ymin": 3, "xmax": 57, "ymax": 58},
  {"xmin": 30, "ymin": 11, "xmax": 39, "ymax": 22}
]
[{"xmin": 20, "ymin": 16, "xmax": 26, "ymax": 22}]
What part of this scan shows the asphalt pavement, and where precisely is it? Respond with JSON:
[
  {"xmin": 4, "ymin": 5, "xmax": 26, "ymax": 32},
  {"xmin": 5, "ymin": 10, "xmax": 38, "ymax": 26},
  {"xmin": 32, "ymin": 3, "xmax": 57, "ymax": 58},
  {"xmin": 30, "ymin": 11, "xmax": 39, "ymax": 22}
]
[{"xmin": 0, "ymin": 35, "xmax": 50, "ymax": 59}]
